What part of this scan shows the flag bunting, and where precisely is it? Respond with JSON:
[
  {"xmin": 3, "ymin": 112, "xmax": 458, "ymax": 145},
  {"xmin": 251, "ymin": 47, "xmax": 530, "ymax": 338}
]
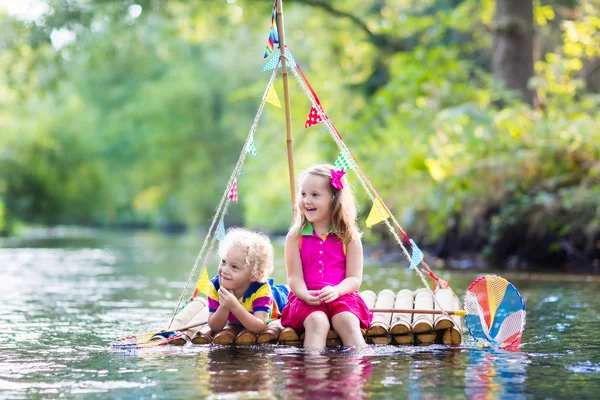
[
  {"xmin": 247, "ymin": 139, "xmax": 257, "ymax": 155},
  {"xmin": 195, "ymin": 266, "xmax": 210, "ymax": 296},
  {"xmin": 333, "ymin": 152, "xmax": 354, "ymax": 170},
  {"xmin": 305, "ymin": 105, "xmax": 328, "ymax": 128},
  {"xmin": 409, "ymin": 239, "xmax": 424, "ymax": 270},
  {"xmin": 365, "ymin": 197, "xmax": 391, "ymax": 228},
  {"xmin": 262, "ymin": 48, "xmax": 296, "ymax": 72},
  {"xmin": 264, "ymin": 1, "xmax": 279, "ymax": 58},
  {"xmin": 266, "ymin": 83, "xmax": 282, "ymax": 108},
  {"xmin": 216, "ymin": 220, "xmax": 226, "ymax": 241},
  {"xmin": 229, "ymin": 180, "xmax": 238, "ymax": 203}
]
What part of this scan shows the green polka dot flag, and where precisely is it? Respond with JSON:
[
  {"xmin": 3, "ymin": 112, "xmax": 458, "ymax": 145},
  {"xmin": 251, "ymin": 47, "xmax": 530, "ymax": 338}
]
[
  {"xmin": 247, "ymin": 140, "xmax": 257, "ymax": 156},
  {"xmin": 333, "ymin": 152, "xmax": 354, "ymax": 170}
]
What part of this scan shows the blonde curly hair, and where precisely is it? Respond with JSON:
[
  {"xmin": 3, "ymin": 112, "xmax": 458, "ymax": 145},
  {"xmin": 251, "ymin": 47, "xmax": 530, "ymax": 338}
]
[{"xmin": 217, "ymin": 228, "xmax": 274, "ymax": 282}]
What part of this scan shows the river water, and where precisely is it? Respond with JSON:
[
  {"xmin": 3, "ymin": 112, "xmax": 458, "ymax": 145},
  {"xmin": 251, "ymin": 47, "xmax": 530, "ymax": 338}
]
[{"xmin": 1, "ymin": 229, "xmax": 599, "ymax": 399}]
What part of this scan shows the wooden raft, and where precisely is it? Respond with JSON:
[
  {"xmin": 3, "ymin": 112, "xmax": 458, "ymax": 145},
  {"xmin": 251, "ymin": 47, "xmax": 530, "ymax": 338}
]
[{"xmin": 172, "ymin": 289, "xmax": 463, "ymax": 347}]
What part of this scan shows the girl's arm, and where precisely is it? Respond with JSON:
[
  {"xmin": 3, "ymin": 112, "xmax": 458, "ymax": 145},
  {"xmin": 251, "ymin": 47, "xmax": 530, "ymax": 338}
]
[
  {"xmin": 319, "ymin": 238, "xmax": 364, "ymax": 302},
  {"xmin": 208, "ymin": 306, "xmax": 229, "ymax": 333},
  {"xmin": 285, "ymin": 234, "xmax": 320, "ymax": 305}
]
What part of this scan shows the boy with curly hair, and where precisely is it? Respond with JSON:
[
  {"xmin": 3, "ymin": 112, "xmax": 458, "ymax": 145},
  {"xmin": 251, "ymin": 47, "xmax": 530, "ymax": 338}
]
[{"xmin": 207, "ymin": 228, "xmax": 288, "ymax": 334}]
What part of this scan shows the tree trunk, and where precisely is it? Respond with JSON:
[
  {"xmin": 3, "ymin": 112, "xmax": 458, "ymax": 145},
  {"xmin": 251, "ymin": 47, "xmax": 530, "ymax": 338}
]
[{"xmin": 493, "ymin": 0, "xmax": 535, "ymax": 106}]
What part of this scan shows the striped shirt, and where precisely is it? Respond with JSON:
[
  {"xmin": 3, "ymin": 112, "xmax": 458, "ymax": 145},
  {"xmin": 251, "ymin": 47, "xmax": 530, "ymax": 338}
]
[{"xmin": 207, "ymin": 275, "xmax": 274, "ymax": 325}]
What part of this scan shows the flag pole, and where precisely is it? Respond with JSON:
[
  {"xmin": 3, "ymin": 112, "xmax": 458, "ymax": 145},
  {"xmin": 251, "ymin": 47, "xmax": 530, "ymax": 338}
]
[{"xmin": 275, "ymin": 0, "xmax": 296, "ymax": 216}]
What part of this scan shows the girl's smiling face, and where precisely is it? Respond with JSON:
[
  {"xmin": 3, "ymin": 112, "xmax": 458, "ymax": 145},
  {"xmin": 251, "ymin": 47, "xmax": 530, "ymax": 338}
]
[
  {"xmin": 299, "ymin": 174, "xmax": 333, "ymax": 226},
  {"xmin": 218, "ymin": 246, "xmax": 253, "ymax": 293}
]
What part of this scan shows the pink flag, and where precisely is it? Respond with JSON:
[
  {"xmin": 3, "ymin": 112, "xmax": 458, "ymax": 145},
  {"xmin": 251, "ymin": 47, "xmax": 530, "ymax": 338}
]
[{"xmin": 229, "ymin": 180, "xmax": 238, "ymax": 203}]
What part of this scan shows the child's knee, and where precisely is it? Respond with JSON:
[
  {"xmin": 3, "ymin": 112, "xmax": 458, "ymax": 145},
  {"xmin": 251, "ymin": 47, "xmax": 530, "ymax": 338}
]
[
  {"xmin": 304, "ymin": 311, "xmax": 330, "ymax": 332},
  {"xmin": 331, "ymin": 312, "xmax": 360, "ymax": 329}
]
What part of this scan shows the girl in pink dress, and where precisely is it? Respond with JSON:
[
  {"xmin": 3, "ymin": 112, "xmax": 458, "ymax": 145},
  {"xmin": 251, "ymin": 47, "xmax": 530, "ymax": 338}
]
[{"xmin": 281, "ymin": 164, "xmax": 372, "ymax": 349}]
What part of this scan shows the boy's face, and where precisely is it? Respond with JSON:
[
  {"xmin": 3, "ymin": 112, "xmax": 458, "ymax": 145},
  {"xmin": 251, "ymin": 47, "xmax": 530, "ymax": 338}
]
[{"xmin": 218, "ymin": 246, "xmax": 253, "ymax": 293}]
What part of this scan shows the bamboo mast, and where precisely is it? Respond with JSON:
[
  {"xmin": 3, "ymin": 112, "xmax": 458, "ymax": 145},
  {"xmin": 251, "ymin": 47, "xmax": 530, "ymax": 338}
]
[{"xmin": 275, "ymin": 0, "xmax": 296, "ymax": 215}]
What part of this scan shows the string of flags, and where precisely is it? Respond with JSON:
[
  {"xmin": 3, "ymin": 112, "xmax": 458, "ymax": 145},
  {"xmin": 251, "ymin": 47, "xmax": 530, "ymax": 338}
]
[{"xmin": 198, "ymin": 4, "xmax": 426, "ymax": 282}]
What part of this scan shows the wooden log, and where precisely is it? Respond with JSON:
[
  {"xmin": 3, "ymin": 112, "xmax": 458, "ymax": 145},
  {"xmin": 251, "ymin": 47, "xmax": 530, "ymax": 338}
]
[
  {"xmin": 390, "ymin": 289, "xmax": 414, "ymax": 335},
  {"xmin": 212, "ymin": 324, "xmax": 242, "ymax": 345},
  {"xmin": 191, "ymin": 325, "xmax": 214, "ymax": 345},
  {"xmin": 279, "ymin": 327, "xmax": 300, "ymax": 345},
  {"xmin": 235, "ymin": 329, "xmax": 258, "ymax": 345},
  {"xmin": 360, "ymin": 290, "xmax": 377, "ymax": 309},
  {"xmin": 415, "ymin": 332, "xmax": 437, "ymax": 345},
  {"xmin": 412, "ymin": 288, "xmax": 434, "ymax": 334},
  {"xmin": 326, "ymin": 329, "xmax": 342, "ymax": 347},
  {"xmin": 392, "ymin": 334, "xmax": 414, "ymax": 345},
  {"xmin": 257, "ymin": 320, "xmax": 283, "ymax": 344},
  {"xmin": 170, "ymin": 297, "xmax": 207, "ymax": 330},
  {"xmin": 434, "ymin": 288, "xmax": 455, "ymax": 330},
  {"xmin": 367, "ymin": 289, "xmax": 395, "ymax": 344},
  {"xmin": 450, "ymin": 294, "xmax": 463, "ymax": 345}
]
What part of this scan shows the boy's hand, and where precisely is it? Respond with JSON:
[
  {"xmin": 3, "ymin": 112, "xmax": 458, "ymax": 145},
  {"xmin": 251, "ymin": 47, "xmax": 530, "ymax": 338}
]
[
  {"xmin": 218, "ymin": 287, "xmax": 239, "ymax": 311},
  {"xmin": 318, "ymin": 286, "xmax": 340, "ymax": 303},
  {"xmin": 301, "ymin": 290, "xmax": 321, "ymax": 306}
]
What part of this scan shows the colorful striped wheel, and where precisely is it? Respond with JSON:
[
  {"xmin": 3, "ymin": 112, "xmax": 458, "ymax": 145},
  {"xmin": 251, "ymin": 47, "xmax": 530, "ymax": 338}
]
[{"xmin": 464, "ymin": 275, "xmax": 526, "ymax": 348}]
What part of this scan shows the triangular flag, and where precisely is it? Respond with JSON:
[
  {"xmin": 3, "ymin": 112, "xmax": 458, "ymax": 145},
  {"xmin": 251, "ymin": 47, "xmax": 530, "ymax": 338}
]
[
  {"xmin": 266, "ymin": 84, "xmax": 282, "ymax": 108},
  {"xmin": 304, "ymin": 105, "xmax": 328, "ymax": 128},
  {"xmin": 263, "ymin": 1, "xmax": 279, "ymax": 58},
  {"xmin": 409, "ymin": 239, "xmax": 424, "ymax": 269},
  {"xmin": 365, "ymin": 197, "xmax": 391, "ymax": 228},
  {"xmin": 228, "ymin": 180, "xmax": 238, "ymax": 203},
  {"xmin": 262, "ymin": 48, "xmax": 296, "ymax": 72},
  {"xmin": 216, "ymin": 220, "xmax": 226, "ymax": 241},
  {"xmin": 246, "ymin": 139, "xmax": 257, "ymax": 155},
  {"xmin": 195, "ymin": 266, "xmax": 210, "ymax": 296},
  {"xmin": 263, "ymin": 49, "xmax": 280, "ymax": 71},
  {"xmin": 333, "ymin": 152, "xmax": 354, "ymax": 171}
]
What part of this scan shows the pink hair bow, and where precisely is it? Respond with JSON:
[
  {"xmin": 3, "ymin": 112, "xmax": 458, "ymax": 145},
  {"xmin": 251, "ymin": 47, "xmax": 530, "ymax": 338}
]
[{"xmin": 330, "ymin": 168, "xmax": 345, "ymax": 190}]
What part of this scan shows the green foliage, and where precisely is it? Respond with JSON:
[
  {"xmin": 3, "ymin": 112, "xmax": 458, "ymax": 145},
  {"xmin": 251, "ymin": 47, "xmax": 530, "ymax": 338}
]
[{"xmin": 0, "ymin": 0, "xmax": 599, "ymax": 268}]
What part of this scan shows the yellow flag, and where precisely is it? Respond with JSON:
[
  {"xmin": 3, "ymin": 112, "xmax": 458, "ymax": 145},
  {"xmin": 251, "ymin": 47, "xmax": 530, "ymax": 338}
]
[
  {"xmin": 265, "ymin": 83, "xmax": 282, "ymax": 108},
  {"xmin": 196, "ymin": 266, "xmax": 210, "ymax": 296},
  {"xmin": 365, "ymin": 197, "xmax": 391, "ymax": 228}
]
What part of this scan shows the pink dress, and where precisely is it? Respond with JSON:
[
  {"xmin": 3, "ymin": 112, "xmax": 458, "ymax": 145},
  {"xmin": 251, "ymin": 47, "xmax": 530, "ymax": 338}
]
[{"xmin": 281, "ymin": 223, "xmax": 373, "ymax": 331}]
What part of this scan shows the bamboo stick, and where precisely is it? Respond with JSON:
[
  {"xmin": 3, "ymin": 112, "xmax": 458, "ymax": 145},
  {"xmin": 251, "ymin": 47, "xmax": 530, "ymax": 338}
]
[
  {"xmin": 276, "ymin": 0, "xmax": 296, "ymax": 214},
  {"xmin": 390, "ymin": 289, "xmax": 413, "ymax": 336},
  {"xmin": 370, "ymin": 308, "xmax": 466, "ymax": 316},
  {"xmin": 367, "ymin": 289, "xmax": 395, "ymax": 344}
]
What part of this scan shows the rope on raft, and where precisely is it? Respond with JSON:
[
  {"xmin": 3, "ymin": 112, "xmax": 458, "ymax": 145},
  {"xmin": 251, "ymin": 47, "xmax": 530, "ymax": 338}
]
[{"xmin": 167, "ymin": 67, "xmax": 280, "ymax": 329}]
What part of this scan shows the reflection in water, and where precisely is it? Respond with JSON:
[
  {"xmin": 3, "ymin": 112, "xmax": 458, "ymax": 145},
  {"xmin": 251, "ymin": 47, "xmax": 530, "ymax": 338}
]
[
  {"xmin": 465, "ymin": 348, "xmax": 529, "ymax": 399},
  {"xmin": 284, "ymin": 351, "xmax": 372, "ymax": 399},
  {"xmin": 206, "ymin": 347, "xmax": 276, "ymax": 398}
]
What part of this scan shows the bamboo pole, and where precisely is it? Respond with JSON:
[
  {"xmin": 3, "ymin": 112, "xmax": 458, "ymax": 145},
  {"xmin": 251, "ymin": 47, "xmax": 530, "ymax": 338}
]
[
  {"xmin": 370, "ymin": 308, "xmax": 466, "ymax": 316},
  {"xmin": 275, "ymin": 0, "xmax": 296, "ymax": 215}
]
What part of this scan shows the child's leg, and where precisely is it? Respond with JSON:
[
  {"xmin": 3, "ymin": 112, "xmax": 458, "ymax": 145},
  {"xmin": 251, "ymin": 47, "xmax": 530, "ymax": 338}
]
[
  {"xmin": 303, "ymin": 311, "xmax": 330, "ymax": 349},
  {"xmin": 331, "ymin": 312, "xmax": 366, "ymax": 348}
]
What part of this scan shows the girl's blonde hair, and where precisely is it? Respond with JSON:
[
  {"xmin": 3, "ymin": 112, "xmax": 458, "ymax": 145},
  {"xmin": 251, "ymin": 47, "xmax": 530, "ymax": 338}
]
[
  {"xmin": 217, "ymin": 228, "xmax": 274, "ymax": 282},
  {"xmin": 288, "ymin": 163, "xmax": 360, "ymax": 244}
]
